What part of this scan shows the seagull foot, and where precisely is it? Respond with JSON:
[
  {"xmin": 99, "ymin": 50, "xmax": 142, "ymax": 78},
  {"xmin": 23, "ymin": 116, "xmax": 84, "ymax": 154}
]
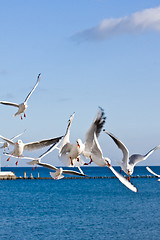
[
  {"xmin": 15, "ymin": 161, "xmax": 18, "ymax": 166},
  {"xmin": 24, "ymin": 113, "xmax": 26, "ymax": 118},
  {"xmin": 21, "ymin": 115, "xmax": 23, "ymax": 120},
  {"xmin": 127, "ymin": 176, "xmax": 130, "ymax": 181}
]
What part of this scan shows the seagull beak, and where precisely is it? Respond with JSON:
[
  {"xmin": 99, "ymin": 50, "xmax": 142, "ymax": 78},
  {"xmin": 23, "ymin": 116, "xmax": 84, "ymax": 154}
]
[
  {"xmin": 16, "ymin": 142, "xmax": 19, "ymax": 145},
  {"xmin": 77, "ymin": 143, "xmax": 80, "ymax": 148}
]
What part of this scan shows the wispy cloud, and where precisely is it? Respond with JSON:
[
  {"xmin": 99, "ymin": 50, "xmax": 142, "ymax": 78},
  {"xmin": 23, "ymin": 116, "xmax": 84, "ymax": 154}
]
[{"xmin": 72, "ymin": 6, "xmax": 160, "ymax": 42}]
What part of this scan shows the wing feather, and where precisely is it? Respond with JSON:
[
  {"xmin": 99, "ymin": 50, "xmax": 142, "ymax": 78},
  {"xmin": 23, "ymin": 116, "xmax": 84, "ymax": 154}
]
[
  {"xmin": 24, "ymin": 73, "xmax": 41, "ymax": 103},
  {"xmin": 24, "ymin": 136, "xmax": 63, "ymax": 151},
  {"xmin": 104, "ymin": 130, "xmax": 129, "ymax": 166},
  {"xmin": 0, "ymin": 101, "xmax": 19, "ymax": 108}
]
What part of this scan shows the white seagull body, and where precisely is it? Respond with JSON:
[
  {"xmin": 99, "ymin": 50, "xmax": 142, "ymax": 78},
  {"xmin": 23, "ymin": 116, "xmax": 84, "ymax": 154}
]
[
  {"xmin": 0, "ymin": 134, "xmax": 63, "ymax": 165},
  {"xmin": 59, "ymin": 107, "xmax": 106, "ymax": 167},
  {"xmin": 104, "ymin": 130, "xmax": 160, "ymax": 179},
  {"xmin": 0, "ymin": 129, "xmax": 26, "ymax": 151},
  {"xmin": 0, "ymin": 73, "xmax": 41, "ymax": 119},
  {"xmin": 91, "ymin": 132, "xmax": 138, "ymax": 192},
  {"xmin": 27, "ymin": 143, "xmax": 86, "ymax": 180}
]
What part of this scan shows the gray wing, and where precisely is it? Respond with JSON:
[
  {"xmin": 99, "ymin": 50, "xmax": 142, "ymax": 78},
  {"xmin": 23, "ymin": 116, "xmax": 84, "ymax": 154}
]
[
  {"xmin": 129, "ymin": 154, "xmax": 145, "ymax": 167},
  {"xmin": 37, "ymin": 162, "xmax": 57, "ymax": 171},
  {"xmin": 59, "ymin": 142, "xmax": 72, "ymax": 155},
  {"xmin": 24, "ymin": 73, "xmax": 41, "ymax": 104},
  {"xmin": 129, "ymin": 145, "xmax": 160, "ymax": 167},
  {"xmin": 38, "ymin": 141, "xmax": 62, "ymax": 159},
  {"xmin": 0, "ymin": 135, "xmax": 15, "ymax": 146},
  {"xmin": 84, "ymin": 107, "xmax": 106, "ymax": 155},
  {"xmin": 63, "ymin": 169, "xmax": 86, "ymax": 176},
  {"xmin": 24, "ymin": 136, "xmax": 63, "ymax": 151},
  {"xmin": 0, "ymin": 101, "xmax": 19, "ymax": 108},
  {"xmin": 104, "ymin": 130, "xmax": 129, "ymax": 166}
]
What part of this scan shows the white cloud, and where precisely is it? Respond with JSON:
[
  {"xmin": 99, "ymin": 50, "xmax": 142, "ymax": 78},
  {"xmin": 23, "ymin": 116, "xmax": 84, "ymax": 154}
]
[{"xmin": 73, "ymin": 6, "xmax": 160, "ymax": 41}]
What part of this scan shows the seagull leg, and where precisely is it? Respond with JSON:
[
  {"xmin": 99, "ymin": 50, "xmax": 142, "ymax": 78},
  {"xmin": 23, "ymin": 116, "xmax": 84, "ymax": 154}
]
[
  {"xmin": 7, "ymin": 154, "xmax": 13, "ymax": 161},
  {"xmin": 127, "ymin": 176, "xmax": 130, "ymax": 181},
  {"xmin": 77, "ymin": 157, "xmax": 79, "ymax": 162},
  {"xmin": 84, "ymin": 156, "xmax": 93, "ymax": 165},
  {"xmin": 24, "ymin": 113, "xmax": 26, "ymax": 118},
  {"xmin": 21, "ymin": 115, "xmax": 23, "ymax": 120},
  {"xmin": 15, "ymin": 156, "xmax": 19, "ymax": 166},
  {"xmin": 107, "ymin": 162, "xmax": 111, "ymax": 167},
  {"xmin": 70, "ymin": 157, "xmax": 73, "ymax": 165}
]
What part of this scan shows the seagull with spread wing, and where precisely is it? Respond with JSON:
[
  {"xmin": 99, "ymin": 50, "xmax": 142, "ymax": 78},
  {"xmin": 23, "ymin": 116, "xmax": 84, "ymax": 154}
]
[
  {"xmin": 104, "ymin": 130, "xmax": 160, "ymax": 180},
  {"xmin": 0, "ymin": 129, "xmax": 26, "ymax": 151},
  {"xmin": 27, "ymin": 143, "xmax": 86, "ymax": 180},
  {"xmin": 0, "ymin": 73, "xmax": 41, "ymax": 119},
  {"xmin": 90, "ymin": 132, "xmax": 138, "ymax": 192},
  {"xmin": 0, "ymin": 134, "xmax": 63, "ymax": 165}
]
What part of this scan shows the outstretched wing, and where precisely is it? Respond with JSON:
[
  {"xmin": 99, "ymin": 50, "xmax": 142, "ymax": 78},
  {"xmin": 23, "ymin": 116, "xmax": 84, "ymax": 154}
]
[
  {"xmin": 129, "ymin": 145, "xmax": 160, "ymax": 167},
  {"xmin": 11, "ymin": 129, "xmax": 27, "ymax": 141},
  {"xmin": 104, "ymin": 130, "xmax": 129, "ymax": 167},
  {"xmin": 0, "ymin": 101, "xmax": 19, "ymax": 108},
  {"xmin": 24, "ymin": 136, "xmax": 63, "ymax": 151},
  {"xmin": 24, "ymin": 73, "xmax": 41, "ymax": 104},
  {"xmin": 63, "ymin": 169, "xmax": 86, "ymax": 176},
  {"xmin": 0, "ymin": 135, "xmax": 15, "ymax": 146},
  {"xmin": 83, "ymin": 107, "xmax": 106, "ymax": 157},
  {"xmin": 59, "ymin": 112, "xmax": 75, "ymax": 153},
  {"xmin": 146, "ymin": 166, "xmax": 160, "ymax": 178},
  {"xmin": 109, "ymin": 166, "xmax": 138, "ymax": 192}
]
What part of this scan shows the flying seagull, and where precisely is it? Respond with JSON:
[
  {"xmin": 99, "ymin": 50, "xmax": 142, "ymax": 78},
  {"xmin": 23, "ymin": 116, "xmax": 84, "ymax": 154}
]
[
  {"xmin": 1, "ymin": 134, "xmax": 63, "ymax": 165},
  {"xmin": 0, "ymin": 129, "xmax": 26, "ymax": 151},
  {"xmin": 90, "ymin": 132, "xmax": 137, "ymax": 192},
  {"xmin": 0, "ymin": 73, "xmax": 41, "ymax": 119},
  {"xmin": 27, "ymin": 142, "xmax": 86, "ymax": 180},
  {"xmin": 104, "ymin": 130, "xmax": 160, "ymax": 180}
]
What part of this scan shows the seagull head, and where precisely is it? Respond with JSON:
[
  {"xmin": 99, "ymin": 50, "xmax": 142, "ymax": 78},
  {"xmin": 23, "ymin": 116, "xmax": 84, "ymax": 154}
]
[
  {"xmin": 127, "ymin": 167, "xmax": 133, "ymax": 176},
  {"xmin": 16, "ymin": 139, "xmax": 23, "ymax": 145},
  {"xmin": 76, "ymin": 139, "xmax": 82, "ymax": 148}
]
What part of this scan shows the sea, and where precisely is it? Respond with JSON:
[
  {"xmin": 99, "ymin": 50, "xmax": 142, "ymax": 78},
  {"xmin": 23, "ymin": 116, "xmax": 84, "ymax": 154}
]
[{"xmin": 0, "ymin": 166, "xmax": 160, "ymax": 240}]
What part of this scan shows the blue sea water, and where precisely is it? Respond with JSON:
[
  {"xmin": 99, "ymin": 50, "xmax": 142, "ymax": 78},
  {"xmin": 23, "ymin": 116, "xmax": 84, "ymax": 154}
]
[{"xmin": 0, "ymin": 166, "xmax": 160, "ymax": 240}]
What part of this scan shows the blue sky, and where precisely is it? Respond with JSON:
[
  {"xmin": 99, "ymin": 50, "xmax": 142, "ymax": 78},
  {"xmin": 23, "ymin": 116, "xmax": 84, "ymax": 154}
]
[{"xmin": 0, "ymin": 0, "xmax": 160, "ymax": 167}]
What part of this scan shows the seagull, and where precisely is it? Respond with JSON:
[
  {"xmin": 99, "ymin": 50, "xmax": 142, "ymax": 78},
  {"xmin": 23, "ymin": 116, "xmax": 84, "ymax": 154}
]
[
  {"xmin": 91, "ymin": 132, "xmax": 138, "ymax": 192},
  {"xmin": 146, "ymin": 166, "xmax": 160, "ymax": 181},
  {"xmin": 0, "ymin": 129, "xmax": 26, "ymax": 151},
  {"xmin": 59, "ymin": 107, "xmax": 106, "ymax": 167},
  {"xmin": 104, "ymin": 130, "xmax": 160, "ymax": 180},
  {"xmin": 0, "ymin": 73, "xmax": 41, "ymax": 119},
  {"xmin": 58, "ymin": 112, "xmax": 85, "ymax": 167},
  {"xmin": 27, "ymin": 142, "xmax": 86, "ymax": 180},
  {"xmin": 0, "ymin": 134, "xmax": 63, "ymax": 165}
]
